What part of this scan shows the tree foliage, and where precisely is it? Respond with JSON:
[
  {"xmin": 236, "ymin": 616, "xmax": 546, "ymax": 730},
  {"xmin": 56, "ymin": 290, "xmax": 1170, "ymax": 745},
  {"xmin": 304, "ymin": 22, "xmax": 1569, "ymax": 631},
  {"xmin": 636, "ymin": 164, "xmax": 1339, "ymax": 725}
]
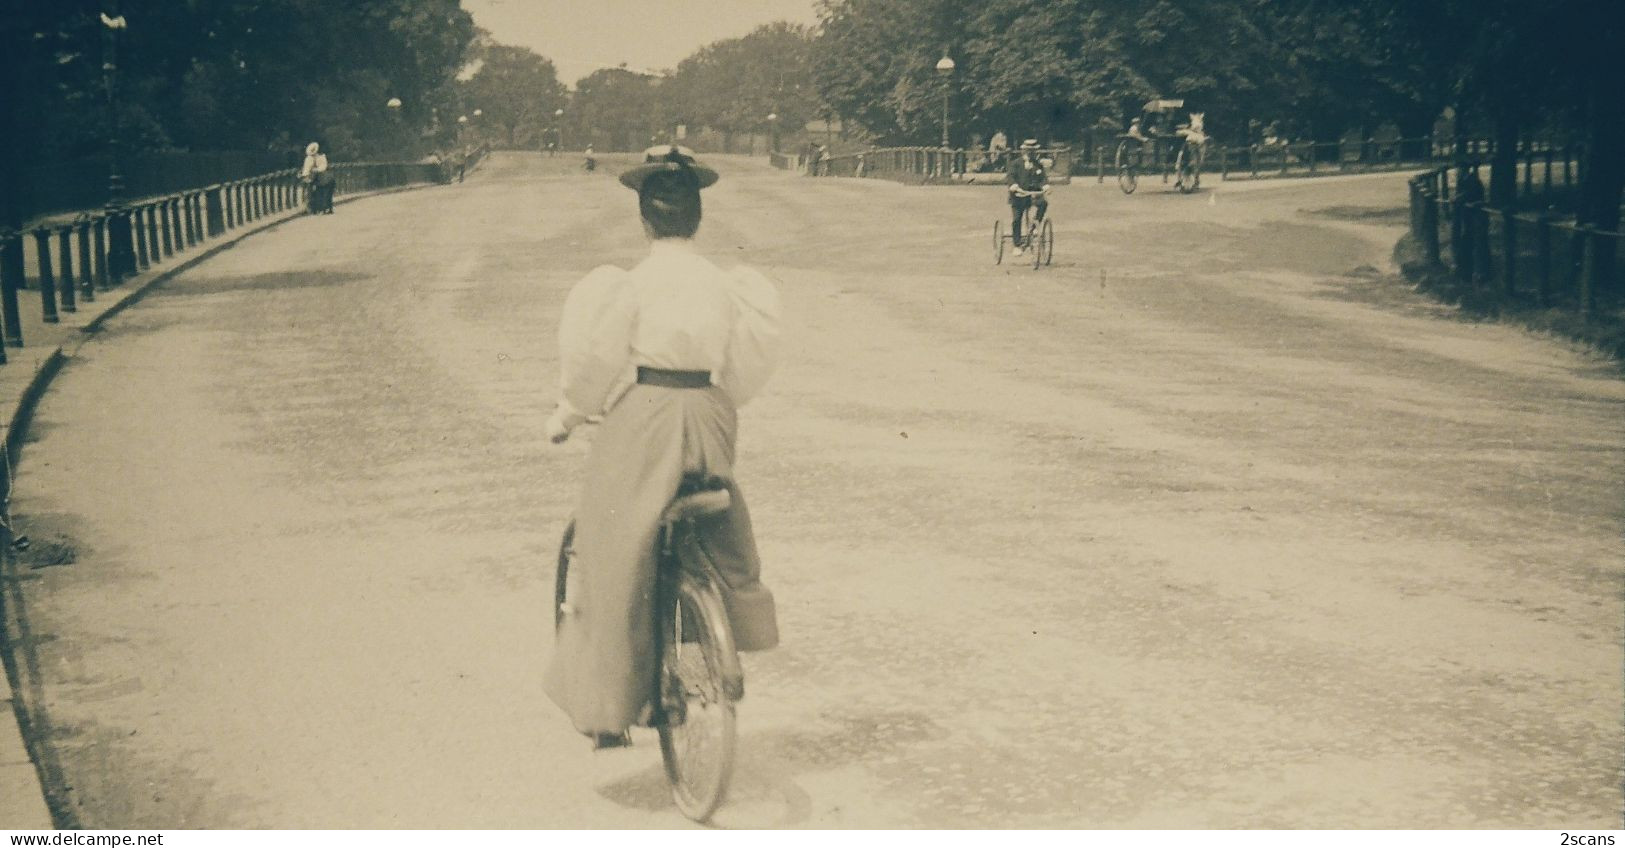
[
  {"xmin": 569, "ymin": 67, "xmax": 661, "ymax": 151},
  {"xmin": 4, "ymin": 0, "xmax": 475, "ymax": 164},
  {"xmin": 667, "ymin": 22, "xmax": 821, "ymax": 141},
  {"xmin": 458, "ymin": 43, "xmax": 568, "ymax": 148}
]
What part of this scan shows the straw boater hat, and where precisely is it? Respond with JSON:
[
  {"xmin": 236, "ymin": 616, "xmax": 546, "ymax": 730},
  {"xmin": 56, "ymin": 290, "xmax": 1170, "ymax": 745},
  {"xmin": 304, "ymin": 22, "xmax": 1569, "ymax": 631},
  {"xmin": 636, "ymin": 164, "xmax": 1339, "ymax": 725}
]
[
  {"xmin": 1020, "ymin": 139, "xmax": 1040, "ymax": 149},
  {"xmin": 618, "ymin": 145, "xmax": 719, "ymax": 191}
]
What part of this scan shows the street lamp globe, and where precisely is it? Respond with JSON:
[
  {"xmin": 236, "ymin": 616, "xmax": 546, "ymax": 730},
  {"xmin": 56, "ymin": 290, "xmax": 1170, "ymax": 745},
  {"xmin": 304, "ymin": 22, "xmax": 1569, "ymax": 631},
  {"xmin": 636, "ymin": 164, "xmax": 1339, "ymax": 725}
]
[
  {"xmin": 472, "ymin": 108, "xmax": 482, "ymax": 118},
  {"xmin": 386, "ymin": 96, "xmax": 402, "ymax": 109},
  {"xmin": 458, "ymin": 115, "xmax": 468, "ymax": 125},
  {"xmin": 936, "ymin": 55, "xmax": 955, "ymax": 72}
]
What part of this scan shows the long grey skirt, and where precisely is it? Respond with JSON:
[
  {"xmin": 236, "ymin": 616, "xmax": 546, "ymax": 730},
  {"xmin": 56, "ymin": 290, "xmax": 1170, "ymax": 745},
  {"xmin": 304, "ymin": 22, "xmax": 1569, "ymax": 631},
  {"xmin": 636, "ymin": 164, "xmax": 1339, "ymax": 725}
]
[{"xmin": 542, "ymin": 383, "xmax": 778, "ymax": 736}]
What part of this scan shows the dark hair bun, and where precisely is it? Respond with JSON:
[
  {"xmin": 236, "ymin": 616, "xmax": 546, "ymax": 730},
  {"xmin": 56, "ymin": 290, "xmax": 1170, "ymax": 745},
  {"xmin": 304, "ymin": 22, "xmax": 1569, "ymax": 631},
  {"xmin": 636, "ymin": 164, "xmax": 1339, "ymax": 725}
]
[{"xmin": 638, "ymin": 168, "xmax": 702, "ymax": 238}]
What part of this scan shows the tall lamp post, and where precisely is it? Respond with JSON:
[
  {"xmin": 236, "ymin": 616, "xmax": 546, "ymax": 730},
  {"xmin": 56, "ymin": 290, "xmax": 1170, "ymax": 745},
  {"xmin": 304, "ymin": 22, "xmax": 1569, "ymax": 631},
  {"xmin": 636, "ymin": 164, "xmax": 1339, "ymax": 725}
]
[
  {"xmin": 767, "ymin": 113, "xmax": 779, "ymax": 155},
  {"xmin": 935, "ymin": 53, "xmax": 955, "ymax": 150},
  {"xmin": 554, "ymin": 108, "xmax": 564, "ymax": 154},
  {"xmin": 102, "ymin": 1, "xmax": 135, "ymax": 281}
]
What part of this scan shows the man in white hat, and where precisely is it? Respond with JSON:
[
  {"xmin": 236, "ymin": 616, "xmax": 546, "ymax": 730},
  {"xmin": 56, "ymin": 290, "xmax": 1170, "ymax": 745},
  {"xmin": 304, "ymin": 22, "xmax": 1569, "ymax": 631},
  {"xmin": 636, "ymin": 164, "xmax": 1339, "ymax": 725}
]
[{"xmin": 1006, "ymin": 139, "xmax": 1050, "ymax": 254}]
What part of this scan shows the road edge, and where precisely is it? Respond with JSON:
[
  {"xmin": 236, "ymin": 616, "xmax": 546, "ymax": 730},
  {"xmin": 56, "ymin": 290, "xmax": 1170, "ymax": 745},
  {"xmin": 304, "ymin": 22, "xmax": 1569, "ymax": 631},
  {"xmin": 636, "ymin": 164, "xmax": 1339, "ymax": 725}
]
[{"xmin": 0, "ymin": 179, "xmax": 443, "ymax": 829}]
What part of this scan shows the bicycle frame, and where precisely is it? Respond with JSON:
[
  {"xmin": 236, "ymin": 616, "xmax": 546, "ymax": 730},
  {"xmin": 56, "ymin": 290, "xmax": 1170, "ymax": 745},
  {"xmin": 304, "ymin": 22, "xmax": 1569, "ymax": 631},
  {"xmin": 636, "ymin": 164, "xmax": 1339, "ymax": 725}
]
[{"xmin": 658, "ymin": 515, "xmax": 745, "ymax": 701}]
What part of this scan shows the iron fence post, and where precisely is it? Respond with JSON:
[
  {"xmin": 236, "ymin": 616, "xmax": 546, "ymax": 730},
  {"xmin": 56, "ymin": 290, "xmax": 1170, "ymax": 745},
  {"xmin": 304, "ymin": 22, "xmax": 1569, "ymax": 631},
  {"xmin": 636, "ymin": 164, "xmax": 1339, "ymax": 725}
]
[
  {"xmin": 186, "ymin": 193, "xmax": 200, "ymax": 245},
  {"xmin": 1451, "ymin": 198, "xmax": 1471, "ymax": 282},
  {"xmin": 1500, "ymin": 209, "xmax": 1516, "ymax": 298},
  {"xmin": 92, "ymin": 217, "xmax": 108, "ymax": 288},
  {"xmin": 158, "ymin": 198, "xmax": 172, "ymax": 256},
  {"xmin": 132, "ymin": 205, "xmax": 148, "ymax": 269},
  {"xmin": 1567, "ymin": 223, "xmax": 1586, "ymax": 292},
  {"xmin": 206, "ymin": 185, "xmax": 224, "ymax": 237},
  {"xmin": 1578, "ymin": 226, "xmax": 1596, "ymax": 317},
  {"xmin": 76, "ymin": 220, "xmax": 94, "ymax": 295},
  {"xmin": 33, "ymin": 228, "xmax": 60, "ymax": 323},
  {"xmin": 1536, "ymin": 211, "xmax": 1553, "ymax": 306},
  {"xmin": 1422, "ymin": 195, "xmax": 1441, "ymax": 265},
  {"xmin": 143, "ymin": 205, "xmax": 158, "ymax": 268},
  {"xmin": 0, "ymin": 231, "xmax": 23, "ymax": 346},
  {"xmin": 173, "ymin": 196, "xmax": 186, "ymax": 248},
  {"xmin": 1474, "ymin": 204, "xmax": 1493, "ymax": 286},
  {"xmin": 59, "ymin": 226, "xmax": 86, "ymax": 307}
]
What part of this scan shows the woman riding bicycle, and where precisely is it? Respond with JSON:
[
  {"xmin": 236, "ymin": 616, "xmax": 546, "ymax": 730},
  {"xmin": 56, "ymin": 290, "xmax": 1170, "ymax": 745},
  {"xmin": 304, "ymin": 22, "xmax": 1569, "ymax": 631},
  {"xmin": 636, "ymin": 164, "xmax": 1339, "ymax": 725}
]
[
  {"xmin": 1007, "ymin": 139, "xmax": 1050, "ymax": 255},
  {"xmin": 542, "ymin": 145, "xmax": 781, "ymax": 750}
]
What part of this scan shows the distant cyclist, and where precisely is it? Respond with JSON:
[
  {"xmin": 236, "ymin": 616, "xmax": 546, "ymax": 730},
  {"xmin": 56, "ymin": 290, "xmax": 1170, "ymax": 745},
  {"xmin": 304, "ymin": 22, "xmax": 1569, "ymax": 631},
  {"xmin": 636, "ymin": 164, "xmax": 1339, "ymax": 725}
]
[{"xmin": 1006, "ymin": 139, "xmax": 1050, "ymax": 255}]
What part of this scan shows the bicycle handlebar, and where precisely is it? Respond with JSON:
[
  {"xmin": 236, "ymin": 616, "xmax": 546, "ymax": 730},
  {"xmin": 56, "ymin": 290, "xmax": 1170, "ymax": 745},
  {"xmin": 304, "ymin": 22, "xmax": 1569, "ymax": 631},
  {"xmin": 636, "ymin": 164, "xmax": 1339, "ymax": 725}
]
[{"xmin": 1009, "ymin": 186, "xmax": 1050, "ymax": 197}]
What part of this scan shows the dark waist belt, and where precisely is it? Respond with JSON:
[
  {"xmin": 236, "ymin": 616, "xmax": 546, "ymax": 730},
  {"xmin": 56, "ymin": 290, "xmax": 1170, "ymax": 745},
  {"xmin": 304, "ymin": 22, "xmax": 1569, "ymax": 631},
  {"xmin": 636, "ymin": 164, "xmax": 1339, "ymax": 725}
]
[{"xmin": 636, "ymin": 367, "xmax": 712, "ymax": 389}]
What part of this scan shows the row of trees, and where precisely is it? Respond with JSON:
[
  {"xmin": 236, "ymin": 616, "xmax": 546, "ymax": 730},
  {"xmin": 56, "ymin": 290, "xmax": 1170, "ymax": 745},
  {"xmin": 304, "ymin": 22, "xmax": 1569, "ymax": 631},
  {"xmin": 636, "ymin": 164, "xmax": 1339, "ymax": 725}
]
[
  {"xmin": 809, "ymin": 0, "xmax": 1620, "ymax": 232},
  {"xmin": 4, "ymin": 1, "xmax": 1617, "ymax": 234},
  {"xmin": 3, "ymin": 0, "xmax": 476, "ymax": 163},
  {"xmin": 460, "ymin": 23, "xmax": 822, "ymax": 155}
]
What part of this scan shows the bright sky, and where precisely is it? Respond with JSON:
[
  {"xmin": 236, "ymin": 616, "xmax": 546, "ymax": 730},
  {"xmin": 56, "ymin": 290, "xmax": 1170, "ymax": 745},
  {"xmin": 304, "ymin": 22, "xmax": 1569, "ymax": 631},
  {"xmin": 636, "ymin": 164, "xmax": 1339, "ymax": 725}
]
[{"xmin": 462, "ymin": 0, "xmax": 821, "ymax": 85}]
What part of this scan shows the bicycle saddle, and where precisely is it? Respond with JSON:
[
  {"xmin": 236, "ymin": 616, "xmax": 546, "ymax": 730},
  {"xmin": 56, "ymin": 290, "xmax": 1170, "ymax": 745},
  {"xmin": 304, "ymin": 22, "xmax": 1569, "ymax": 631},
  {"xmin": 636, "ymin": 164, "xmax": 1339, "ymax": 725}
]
[
  {"xmin": 663, "ymin": 471, "xmax": 734, "ymax": 516},
  {"xmin": 662, "ymin": 489, "xmax": 731, "ymax": 524}
]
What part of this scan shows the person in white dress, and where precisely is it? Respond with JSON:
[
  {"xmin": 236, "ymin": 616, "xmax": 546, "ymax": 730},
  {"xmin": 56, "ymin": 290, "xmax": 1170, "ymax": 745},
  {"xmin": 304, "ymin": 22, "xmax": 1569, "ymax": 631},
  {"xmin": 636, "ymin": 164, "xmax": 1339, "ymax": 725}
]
[
  {"xmin": 300, "ymin": 142, "xmax": 333, "ymax": 214},
  {"xmin": 543, "ymin": 146, "xmax": 781, "ymax": 749}
]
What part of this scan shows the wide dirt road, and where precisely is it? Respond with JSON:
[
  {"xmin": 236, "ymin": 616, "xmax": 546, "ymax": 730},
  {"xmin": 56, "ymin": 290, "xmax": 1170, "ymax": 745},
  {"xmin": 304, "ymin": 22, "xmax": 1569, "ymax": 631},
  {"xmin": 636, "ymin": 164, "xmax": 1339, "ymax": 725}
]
[{"xmin": 9, "ymin": 153, "xmax": 1622, "ymax": 828}]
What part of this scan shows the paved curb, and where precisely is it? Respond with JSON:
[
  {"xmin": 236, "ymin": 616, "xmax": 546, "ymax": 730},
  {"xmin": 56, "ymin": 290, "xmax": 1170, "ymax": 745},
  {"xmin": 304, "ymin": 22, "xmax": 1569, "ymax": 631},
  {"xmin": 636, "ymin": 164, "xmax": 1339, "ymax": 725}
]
[{"xmin": 0, "ymin": 179, "xmax": 444, "ymax": 829}]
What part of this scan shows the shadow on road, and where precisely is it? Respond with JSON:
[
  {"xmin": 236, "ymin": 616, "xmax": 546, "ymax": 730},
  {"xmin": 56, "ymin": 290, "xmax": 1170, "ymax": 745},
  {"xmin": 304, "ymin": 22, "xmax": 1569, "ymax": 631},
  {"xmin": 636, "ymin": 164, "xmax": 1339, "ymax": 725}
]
[{"xmin": 151, "ymin": 270, "xmax": 370, "ymax": 297}]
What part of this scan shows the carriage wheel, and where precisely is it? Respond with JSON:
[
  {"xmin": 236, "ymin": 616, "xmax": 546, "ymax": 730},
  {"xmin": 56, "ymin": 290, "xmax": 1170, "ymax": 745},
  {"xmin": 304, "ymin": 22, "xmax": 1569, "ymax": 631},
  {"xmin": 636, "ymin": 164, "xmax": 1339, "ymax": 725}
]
[{"xmin": 1114, "ymin": 142, "xmax": 1137, "ymax": 195}]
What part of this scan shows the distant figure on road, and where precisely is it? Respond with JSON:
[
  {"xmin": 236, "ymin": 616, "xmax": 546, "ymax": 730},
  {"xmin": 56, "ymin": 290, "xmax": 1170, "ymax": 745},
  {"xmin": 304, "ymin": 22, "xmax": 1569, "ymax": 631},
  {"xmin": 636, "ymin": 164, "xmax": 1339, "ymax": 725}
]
[
  {"xmin": 1007, "ymin": 138, "xmax": 1051, "ymax": 255},
  {"xmin": 543, "ymin": 145, "xmax": 781, "ymax": 750},
  {"xmin": 300, "ymin": 142, "xmax": 334, "ymax": 214}
]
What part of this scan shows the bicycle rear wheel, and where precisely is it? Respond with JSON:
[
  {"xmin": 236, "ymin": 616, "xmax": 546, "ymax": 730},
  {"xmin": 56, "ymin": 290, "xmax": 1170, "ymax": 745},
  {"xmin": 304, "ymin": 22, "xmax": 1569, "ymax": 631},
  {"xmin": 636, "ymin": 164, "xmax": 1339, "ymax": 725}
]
[
  {"xmin": 1115, "ymin": 142, "xmax": 1138, "ymax": 194},
  {"xmin": 657, "ymin": 567, "xmax": 738, "ymax": 822},
  {"xmin": 1038, "ymin": 218, "xmax": 1054, "ymax": 266},
  {"xmin": 992, "ymin": 220, "xmax": 1004, "ymax": 264}
]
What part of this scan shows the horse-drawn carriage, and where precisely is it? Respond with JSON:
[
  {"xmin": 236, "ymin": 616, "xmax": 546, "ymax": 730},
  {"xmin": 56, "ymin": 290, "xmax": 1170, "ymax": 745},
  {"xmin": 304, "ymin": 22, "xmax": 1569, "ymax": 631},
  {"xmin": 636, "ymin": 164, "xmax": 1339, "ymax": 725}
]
[{"xmin": 1114, "ymin": 98, "xmax": 1207, "ymax": 194}]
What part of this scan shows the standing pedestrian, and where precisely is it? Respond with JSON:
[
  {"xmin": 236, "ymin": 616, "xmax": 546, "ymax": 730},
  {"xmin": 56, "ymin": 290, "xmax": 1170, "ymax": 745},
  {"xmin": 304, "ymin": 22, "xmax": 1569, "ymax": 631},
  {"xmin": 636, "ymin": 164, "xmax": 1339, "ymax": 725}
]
[{"xmin": 300, "ymin": 142, "xmax": 334, "ymax": 214}]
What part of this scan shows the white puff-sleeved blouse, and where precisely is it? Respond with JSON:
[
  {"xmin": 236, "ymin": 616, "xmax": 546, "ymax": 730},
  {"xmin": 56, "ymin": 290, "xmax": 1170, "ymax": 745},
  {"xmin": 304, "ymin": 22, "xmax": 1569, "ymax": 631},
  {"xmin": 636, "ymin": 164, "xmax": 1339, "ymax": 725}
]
[{"xmin": 554, "ymin": 239, "xmax": 781, "ymax": 428}]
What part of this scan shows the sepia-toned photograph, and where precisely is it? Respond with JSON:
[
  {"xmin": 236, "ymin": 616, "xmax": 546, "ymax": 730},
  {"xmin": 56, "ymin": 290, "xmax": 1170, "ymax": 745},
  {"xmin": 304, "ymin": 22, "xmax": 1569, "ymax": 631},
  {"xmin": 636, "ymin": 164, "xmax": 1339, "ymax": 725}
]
[{"xmin": 0, "ymin": 0, "xmax": 1620, "ymax": 833}]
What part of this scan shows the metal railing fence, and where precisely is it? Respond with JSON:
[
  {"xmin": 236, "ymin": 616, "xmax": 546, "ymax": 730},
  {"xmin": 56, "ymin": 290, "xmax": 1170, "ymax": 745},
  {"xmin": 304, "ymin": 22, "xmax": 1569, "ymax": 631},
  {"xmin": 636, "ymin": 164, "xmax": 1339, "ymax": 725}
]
[
  {"xmin": 1407, "ymin": 164, "xmax": 1620, "ymax": 317},
  {"xmin": 0, "ymin": 160, "xmax": 451, "ymax": 359}
]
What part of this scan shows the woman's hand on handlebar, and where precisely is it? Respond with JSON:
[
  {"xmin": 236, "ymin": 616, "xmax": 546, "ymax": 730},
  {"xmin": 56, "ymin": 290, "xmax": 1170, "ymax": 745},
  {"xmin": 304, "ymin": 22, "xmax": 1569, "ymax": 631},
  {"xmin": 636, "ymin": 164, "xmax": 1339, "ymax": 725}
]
[
  {"xmin": 546, "ymin": 406, "xmax": 602, "ymax": 444},
  {"xmin": 545, "ymin": 408, "xmax": 573, "ymax": 444}
]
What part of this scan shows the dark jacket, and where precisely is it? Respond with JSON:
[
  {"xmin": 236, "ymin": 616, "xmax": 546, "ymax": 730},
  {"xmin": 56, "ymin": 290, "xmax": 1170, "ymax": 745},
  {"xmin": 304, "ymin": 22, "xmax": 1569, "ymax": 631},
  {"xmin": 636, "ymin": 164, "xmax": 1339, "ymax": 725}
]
[{"xmin": 1007, "ymin": 154, "xmax": 1048, "ymax": 192}]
